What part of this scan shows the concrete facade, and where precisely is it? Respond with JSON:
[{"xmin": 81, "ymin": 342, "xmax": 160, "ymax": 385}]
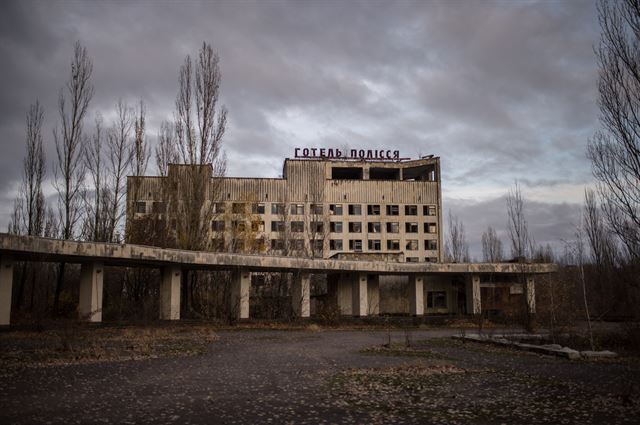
[
  {"xmin": 78, "ymin": 262, "xmax": 103, "ymax": 322},
  {"xmin": 0, "ymin": 255, "xmax": 13, "ymax": 326},
  {"xmin": 160, "ymin": 266, "xmax": 181, "ymax": 320},
  {"xmin": 291, "ymin": 272, "xmax": 310, "ymax": 318}
]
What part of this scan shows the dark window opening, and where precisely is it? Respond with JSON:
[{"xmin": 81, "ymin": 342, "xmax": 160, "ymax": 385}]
[
  {"xmin": 402, "ymin": 164, "xmax": 437, "ymax": 181},
  {"xmin": 427, "ymin": 291, "xmax": 447, "ymax": 308},
  {"xmin": 369, "ymin": 167, "xmax": 400, "ymax": 180},
  {"xmin": 332, "ymin": 167, "xmax": 363, "ymax": 180}
]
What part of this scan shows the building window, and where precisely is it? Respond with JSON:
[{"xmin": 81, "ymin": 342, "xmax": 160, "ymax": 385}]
[
  {"xmin": 330, "ymin": 221, "xmax": 343, "ymax": 233},
  {"xmin": 311, "ymin": 240, "xmax": 323, "ymax": 254},
  {"xmin": 251, "ymin": 221, "xmax": 265, "ymax": 232},
  {"xmin": 135, "ymin": 201, "xmax": 146, "ymax": 214},
  {"xmin": 311, "ymin": 204, "xmax": 323, "ymax": 215},
  {"xmin": 427, "ymin": 291, "xmax": 447, "ymax": 309},
  {"xmin": 387, "ymin": 239, "xmax": 400, "ymax": 250},
  {"xmin": 368, "ymin": 222, "xmax": 381, "ymax": 233},
  {"xmin": 232, "ymin": 203, "xmax": 246, "ymax": 214},
  {"xmin": 406, "ymin": 240, "xmax": 418, "ymax": 250},
  {"xmin": 367, "ymin": 205, "xmax": 380, "ymax": 215},
  {"xmin": 368, "ymin": 239, "xmax": 381, "ymax": 251},
  {"xmin": 291, "ymin": 204, "xmax": 304, "ymax": 215},
  {"xmin": 271, "ymin": 203, "xmax": 285, "ymax": 215},
  {"xmin": 330, "ymin": 239, "xmax": 343, "ymax": 250},
  {"xmin": 291, "ymin": 221, "xmax": 304, "ymax": 233},
  {"xmin": 311, "ymin": 221, "xmax": 324, "ymax": 233},
  {"xmin": 348, "ymin": 222, "xmax": 362, "ymax": 233},
  {"xmin": 211, "ymin": 238, "xmax": 225, "ymax": 251},
  {"xmin": 271, "ymin": 221, "xmax": 285, "ymax": 232},
  {"xmin": 425, "ymin": 240, "xmax": 438, "ymax": 250},
  {"xmin": 405, "ymin": 222, "xmax": 419, "ymax": 233},
  {"xmin": 232, "ymin": 220, "xmax": 246, "ymax": 232},
  {"xmin": 291, "ymin": 239, "xmax": 304, "ymax": 250},
  {"xmin": 349, "ymin": 239, "xmax": 362, "ymax": 252},
  {"xmin": 152, "ymin": 201, "xmax": 166, "ymax": 213},
  {"xmin": 211, "ymin": 220, "xmax": 225, "ymax": 231},
  {"xmin": 386, "ymin": 222, "xmax": 400, "ymax": 233},
  {"xmin": 406, "ymin": 257, "xmax": 419, "ymax": 263},
  {"xmin": 271, "ymin": 239, "xmax": 284, "ymax": 250},
  {"xmin": 234, "ymin": 239, "xmax": 245, "ymax": 251},
  {"xmin": 330, "ymin": 204, "xmax": 343, "ymax": 215},
  {"xmin": 405, "ymin": 205, "xmax": 418, "ymax": 215},
  {"xmin": 386, "ymin": 205, "xmax": 399, "ymax": 216},
  {"xmin": 213, "ymin": 202, "xmax": 226, "ymax": 214},
  {"xmin": 425, "ymin": 257, "xmax": 438, "ymax": 263},
  {"xmin": 425, "ymin": 223, "xmax": 437, "ymax": 233},
  {"xmin": 424, "ymin": 205, "xmax": 437, "ymax": 216},
  {"xmin": 348, "ymin": 204, "xmax": 362, "ymax": 215},
  {"xmin": 252, "ymin": 203, "xmax": 266, "ymax": 214}
]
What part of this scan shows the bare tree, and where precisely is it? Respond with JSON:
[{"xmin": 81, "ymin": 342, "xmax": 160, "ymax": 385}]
[
  {"xmin": 506, "ymin": 182, "xmax": 534, "ymax": 260},
  {"xmin": 445, "ymin": 211, "xmax": 470, "ymax": 262},
  {"xmin": 481, "ymin": 226, "xmax": 503, "ymax": 263},
  {"xmin": 106, "ymin": 100, "xmax": 134, "ymax": 242},
  {"xmin": 132, "ymin": 99, "xmax": 150, "ymax": 177},
  {"xmin": 587, "ymin": 0, "xmax": 640, "ymax": 261},
  {"xmin": 155, "ymin": 120, "xmax": 178, "ymax": 177},
  {"xmin": 52, "ymin": 41, "xmax": 93, "ymax": 314}
]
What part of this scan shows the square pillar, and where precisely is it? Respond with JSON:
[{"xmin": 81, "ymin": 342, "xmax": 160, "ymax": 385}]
[
  {"xmin": 526, "ymin": 275, "xmax": 536, "ymax": 314},
  {"xmin": 367, "ymin": 275, "xmax": 380, "ymax": 316},
  {"xmin": 465, "ymin": 274, "xmax": 481, "ymax": 315},
  {"xmin": 79, "ymin": 262, "xmax": 104, "ymax": 322},
  {"xmin": 408, "ymin": 275, "xmax": 424, "ymax": 316},
  {"xmin": 351, "ymin": 273, "xmax": 368, "ymax": 317},
  {"xmin": 329, "ymin": 273, "xmax": 352, "ymax": 315},
  {"xmin": 292, "ymin": 272, "xmax": 310, "ymax": 318},
  {"xmin": 0, "ymin": 256, "xmax": 14, "ymax": 326},
  {"xmin": 160, "ymin": 266, "xmax": 181, "ymax": 320},
  {"xmin": 231, "ymin": 268, "xmax": 251, "ymax": 319}
]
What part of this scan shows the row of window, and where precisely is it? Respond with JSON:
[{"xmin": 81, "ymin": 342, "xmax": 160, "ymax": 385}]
[
  {"xmin": 209, "ymin": 202, "xmax": 438, "ymax": 216},
  {"xmin": 333, "ymin": 239, "xmax": 438, "ymax": 251},
  {"xmin": 211, "ymin": 220, "xmax": 438, "ymax": 234}
]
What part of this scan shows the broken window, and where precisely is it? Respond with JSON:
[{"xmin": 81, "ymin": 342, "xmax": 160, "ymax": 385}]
[
  {"xmin": 425, "ymin": 223, "xmax": 437, "ymax": 233},
  {"xmin": 425, "ymin": 240, "xmax": 438, "ymax": 250},
  {"xmin": 369, "ymin": 167, "xmax": 400, "ymax": 180},
  {"xmin": 291, "ymin": 221, "xmax": 304, "ymax": 233},
  {"xmin": 406, "ymin": 257, "xmax": 419, "ymax": 263},
  {"xmin": 330, "ymin": 221, "xmax": 343, "ymax": 233},
  {"xmin": 271, "ymin": 239, "xmax": 284, "ymax": 250},
  {"xmin": 367, "ymin": 205, "xmax": 380, "ymax": 215},
  {"xmin": 386, "ymin": 205, "xmax": 399, "ymax": 216},
  {"xmin": 349, "ymin": 239, "xmax": 363, "ymax": 252},
  {"xmin": 291, "ymin": 204, "xmax": 304, "ymax": 215},
  {"xmin": 152, "ymin": 201, "xmax": 166, "ymax": 213},
  {"xmin": 135, "ymin": 201, "xmax": 146, "ymax": 214},
  {"xmin": 348, "ymin": 222, "xmax": 362, "ymax": 233},
  {"xmin": 424, "ymin": 205, "xmax": 437, "ymax": 216},
  {"xmin": 232, "ymin": 220, "xmax": 246, "ymax": 232},
  {"xmin": 348, "ymin": 204, "xmax": 362, "ymax": 215},
  {"xmin": 311, "ymin": 221, "xmax": 324, "ymax": 233},
  {"xmin": 406, "ymin": 240, "xmax": 418, "ymax": 250},
  {"xmin": 405, "ymin": 205, "xmax": 418, "ymax": 215},
  {"xmin": 329, "ymin": 204, "xmax": 343, "ymax": 215},
  {"xmin": 211, "ymin": 220, "xmax": 225, "ymax": 231},
  {"xmin": 368, "ymin": 222, "xmax": 381, "ymax": 233},
  {"xmin": 387, "ymin": 239, "xmax": 400, "ymax": 250},
  {"xmin": 232, "ymin": 203, "xmax": 246, "ymax": 214},
  {"xmin": 368, "ymin": 239, "xmax": 381, "ymax": 251},
  {"xmin": 425, "ymin": 257, "xmax": 438, "ymax": 263},
  {"xmin": 252, "ymin": 203, "xmax": 266, "ymax": 214},
  {"xmin": 330, "ymin": 239, "xmax": 343, "ymax": 250},
  {"xmin": 386, "ymin": 222, "xmax": 400, "ymax": 233},
  {"xmin": 213, "ymin": 202, "xmax": 226, "ymax": 214},
  {"xmin": 271, "ymin": 203, "xmax": 285, "ymax": 215},
  {"xmin": 271, "ymin": 221, "xmax": 285, "ymax": 232},
  {"xmin": 311, "ymin": 204, "xmax": 323, "ymax": 215},
  {"xmin": 427, "ymin": 291, "xmax": 447, "ymax": 308},
  {"xmin": 405, "ymin": 222, "xmax": 419, "ymax": 233},
  {"xmin": 251, "ymin": 221, "xmax": 265, "ymax": 232}
]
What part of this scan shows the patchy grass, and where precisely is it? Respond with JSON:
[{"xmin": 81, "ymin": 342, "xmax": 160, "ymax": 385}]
[
  {"xmin": 0, "ymin": 324, "xmax": 218, "ymax": 372},
  {"xmin": 360, "ymin": 342, "xmax": 450, "ymax": 360}
]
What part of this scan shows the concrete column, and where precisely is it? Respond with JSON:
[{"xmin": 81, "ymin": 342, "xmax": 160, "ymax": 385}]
[
  {"xmin": 351, "ymin": 273, "xmax": 368, "ymax": 317},
  {"xmin": 231, "ymin": 268, "xmax": 251, "ymax": 319},
  {"xmin": 0, "ymin": 256, "xmax": 14, "ymax": 326},
  {"xmin": 367, "ymin": 275, "xmax": 380, "ymax": 316},
  {"xmin": 465, "ymin": 274, "xmax": 481, "ymax": 315},
  {"xmin": 79, "ymin": 262, "xmax": 104, "ymax": 322},
  {"xmin": 408, "ymin": 275, "xmax": 424, "ymax": 316},
  {"xmin": 526, "ymin": 275, "xmax": 536, "ymax": 314},
  {"xmin": 292, "ymin": 272, "xmax": 310, "ymax": 318},
  {"xmin": 160, "ymin": 266, "xmax": 181, "ymax": 320},
  {"xmin": 329, "ymin": 273, "xmax": 352, "ymax": 315}
]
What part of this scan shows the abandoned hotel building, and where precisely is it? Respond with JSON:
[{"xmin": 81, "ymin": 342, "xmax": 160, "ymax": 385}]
[
  {"xmin": 118, "ymin": 149, "xmax": 547, "ymax": 319},
  {"xmin": 0, "ymin": 149, "xmax": 554, "ymax": 325}
]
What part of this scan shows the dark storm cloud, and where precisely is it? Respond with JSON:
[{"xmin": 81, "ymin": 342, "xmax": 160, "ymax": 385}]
[{"xmin": 0, "ymin": 0, "xmax": 598, "ymax": 246}]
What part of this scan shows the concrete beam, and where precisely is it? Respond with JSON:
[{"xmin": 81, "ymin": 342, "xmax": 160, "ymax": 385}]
[
  {"xmin": 408, "ymin": 275, "xmax": 424, "ymax": 316},
  {"xmin": 79, "ymin": 262, "xmax": 104, "ymax": 322},
  {"xmin": 466, "ymin": 274, "xmax": 481, "ymax": 315},
  {"xmin": 160, "ymin": 266, "xmax": 181, "ymax": 320},
  {"xmin": 231, "ymin": 269, "xmax": 251, "ymax": 319},
  {"xmin": 367, "ymin": 274, "xmax": 380, "ymax": 316},
  {"xmin": 0, "ymin": 255, "xmax": 14, "ymax": 326},
  {"xmin": 351, "ymin": 273, "xmax": 368, "ymax": 317},
  {"xmin": 526, "ymin": 275, "xmax": 536, "ymax": 314},
  {"xmin": 291, "ymin": 272, "xmax": 310, "ymax": 318}
]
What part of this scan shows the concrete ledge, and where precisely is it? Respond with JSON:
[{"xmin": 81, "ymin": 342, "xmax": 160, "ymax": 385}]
[{"xmin": 453, "ymin": 334, "xmax": 617, "ymax": 360}]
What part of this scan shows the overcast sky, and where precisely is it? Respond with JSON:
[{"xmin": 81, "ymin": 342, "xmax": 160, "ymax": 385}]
[{"xmin": 0, "ymin": 0, "xmax": 599, "ymax": 259}]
